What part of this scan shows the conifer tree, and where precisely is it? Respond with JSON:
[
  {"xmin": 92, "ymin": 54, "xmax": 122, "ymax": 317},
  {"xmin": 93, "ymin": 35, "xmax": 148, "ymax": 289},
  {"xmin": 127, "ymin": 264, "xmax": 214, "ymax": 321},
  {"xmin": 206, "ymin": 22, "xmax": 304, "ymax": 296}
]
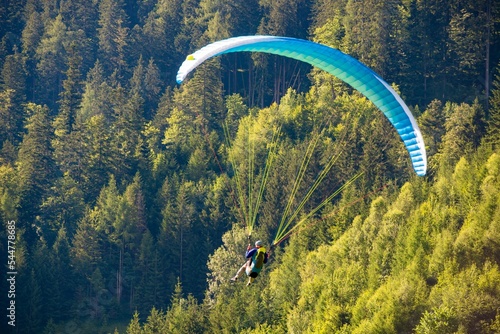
[
  {"xmin": 142, "ymin": 307, "xmax": 167, "ymax": 333},
  {"xmin": 97, "ymin": 0, "xmax": 130, "ymax": 76},
  {"xmin": 126, "ymin": 311, "xmax": 143, "ymax": 333},
  {"xmin": 1, "ymin": 51, "xmax": 27, "ymax": 144},
  {"xmin": 0, "ymin": 90, "xmax": 16, "ymax": 146},
  {"xmin": 21, "ymin": 10, "xmax": 43, "ymax": 61},
  {"xmin": 487, "ymin": 63, "xmax": 500, "ymax": 145},
  {"xmin": 137, "ymin": 230, "xmax": 167, "ymax": 314},
  {"xmin": 439, "ymin": 101, "xmax": 486, "ymax": 170},
  {"xmin": 52, "ymin": 227, "xmax": 73, "ymax": 319},
  {"xmin": 39, "ymin": 174, "xmax": 85, "ymax": 241},
  {"xmin": 111, "ymin": 86, "xmax": 146, "ymax": 179},
  {"xmin": 82, "ymin": 117, "xmax": 113, "ymax": 199},
  {"xmin": 17, "ymin": 103, "xmax": 58, "ymax": 240},
  {"xmin": 59, "ymin": 0, "xmax": 99, "ymax": 36},
  {"xmin": 55, "ymin": 41, "xmax": 83, "ymax": 137},
  {"xmin": 129, "ymin": 56, "xmax": 162, "ymax": 119},
  {"xmin": 175, "ymin": 59, "xmax": 225, "ymax": 128},
  {"xmin": 35, "ymin": 14, "xmax": 69, "ymax": 109},
  {"xmin": 135, "ymin": 0, "xmax": 183, "ymax": 81},
  {"xmin": 419, "ymin": 100, "xmax": 446, "ymax": 161},
  {"xmin": 71, "ymin": 210, "xmax": 103, "ymax": 279},
  {"xmin": 17, "ymin": 269, "xmax": 43, "ymax": 333},
  {"xmin": 77, "ymin": 60, "xmax": 114, "ymax": 124}
]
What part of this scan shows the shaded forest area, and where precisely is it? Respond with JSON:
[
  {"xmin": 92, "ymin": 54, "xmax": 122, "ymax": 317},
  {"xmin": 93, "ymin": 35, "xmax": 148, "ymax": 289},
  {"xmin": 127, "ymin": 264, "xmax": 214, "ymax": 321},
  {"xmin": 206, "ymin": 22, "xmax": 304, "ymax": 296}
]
[{"xmin": 0, "ymin": 0, "xmax": 500, "ymax": 333}]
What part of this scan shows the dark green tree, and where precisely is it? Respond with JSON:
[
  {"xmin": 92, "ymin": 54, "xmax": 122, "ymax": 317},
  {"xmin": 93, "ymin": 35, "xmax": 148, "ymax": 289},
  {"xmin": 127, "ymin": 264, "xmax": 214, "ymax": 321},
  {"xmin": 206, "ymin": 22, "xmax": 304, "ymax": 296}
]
[
  {"xmin": 97, "ymin": 0, "xmax": 130, "ymax": 76},
  {"xmin": 439, "ymin": 100, "xmax": 486, "ymax": 171},
  {"xmin": 133, "ymin": 0, "xmax": 183, "ymax": 82},
  {"xmin": 111, "ymin": 86, "xmax": 146, "ymax": 179},
  {"xmin": 198, "ymin": 0, "xmax": 260, "ymax": 41},
  {"xmin": 77, "ymin": 60, "xmax": 114, "ymax": 124},
  {"xmin": 255, "ymin": 0, "xmax": 311, "ymax": 104},
  {"xmin": 419, "ymin": 100, "xmax": 446, "ymax": 162},
  {"xmin": 0, "ymin": 0, "xmax": 25, "ymax": 45},
  {"xmin": 1, "ymin": 50, "xmax": 27, "ymax": 144},
  {"xmin": 38, "ymin": 174, "xmax": 85, "ymax": 240},
  {"xmin": 486, "ymin": 63, "xmax": 500, "ymax": 145},
  {"xmin": 51, "ymin": 227, "xmax": 73, "ymax": 319},
  {"xmin": 17, "ymin": 269, "xmax": 43, "ymax": 334},
  {"xmin": 17, "ymin": 103, "xmax": 58, "ymax": 241},
  {"xmin": 0, "ymin": 90, "xmax": 17, "ymax": 147},
  {"xmin": 35, "ymin": 14, "xmax": 69, "ymax": 109},
  {"xmin": 21, "ymin": 10, "xmax": 43, "ymax": 60},
  {"xmin": 59, "ymin": 0, "xmax": 100, "ymax": 36},
  {"xmin": 71, "ymin": 210, "xmax": 103, "ymax": 280},
  {"xmin": 342, "ymin": 0, "xmax": 397, "ymax": 75},
  {"xmin": 136, "ymin": 229, "xmax": 167, "ymax": 315},
  {"xmin": 55, "ymin": 41, "xmax": 83, "ymax": 137},
  {"xmin": 403, "ymin": 0, "xmax": 451, "ymax": 105},
  {"xmin": 174, "ymin": 59, "xmax": 225, "ymax": 130},
  {"xmin": 79, "ymin": 114, "xmax": 115, "ymax": 200},
  {"xmin": 129, "ymin": 56, "xmax": 162, "ymax": 119}
]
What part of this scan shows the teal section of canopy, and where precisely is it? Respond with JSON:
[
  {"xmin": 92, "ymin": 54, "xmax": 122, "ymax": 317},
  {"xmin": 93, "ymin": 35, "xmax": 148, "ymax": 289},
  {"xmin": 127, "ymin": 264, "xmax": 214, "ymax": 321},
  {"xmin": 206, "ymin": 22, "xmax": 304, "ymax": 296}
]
[{"xmin": 176, "ymin": 36, "xmax": 427, "ymax": 176}]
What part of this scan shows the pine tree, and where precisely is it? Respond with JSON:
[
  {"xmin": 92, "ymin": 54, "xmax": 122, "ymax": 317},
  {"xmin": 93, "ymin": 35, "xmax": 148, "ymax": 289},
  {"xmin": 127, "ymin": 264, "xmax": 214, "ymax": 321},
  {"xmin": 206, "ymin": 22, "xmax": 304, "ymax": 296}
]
[
  {"xmin": 486, "ymin": 63, "xmax": 500, "ymax": 146},
  {"xmin": 71, "ymin": 210, "xmax": 103, "ymax": 279},
  {"xmin": 199, "ymin": 0, "xmax": 260, "ymax": 41},
  {"xmin": 135, "ymin": 0, "xmax": 183, "ymax": 82},
  {"xmin": 142, "ymin": 307, "xmax": 167, "ymax": 333},
  {"xmin": 77, "ymin": 60, "xmax": 114, "ymax": 124},
  {"xmin": 17, "ymin": 103, "xmax": 58, "ymax": 241},
  {"xmin": 447, "ymin": 0, "xmax": 495, "ymax": 103},
  {"xmin": 403, "ymin": 0, "xmax": 451, "ymax": 105},
  {"xmin": 0, "ymin": 90, "xmax": 15, "ymax": 146},
  {"xmin": 111, "ymin": 85, "xmax": 145, "ymax": 179},
  {"xmin": 174, "ymin": 59, "xmax": 225, "ymax": 131},
  {"xmin": 35, "ymin": 14, "xmax": 68, "ymax": 109},
  {"xmin": 129, "ymin": 56, "xmax": 162, "ymax": 119},
  {"xmin": 79, "ymin": 114, "xmax": 115, "ymax": 200},
  {"xmin": 439, "ymin": 101, "xmax": 486, "ymax": 170},
  {"xmin": 137, "ymin": 230, "xmax": 167, "ymax": 314},
  {"xmin": 39, "ymin": 174, "xmax": 85, "ymax": 241},
  {"xmin": 21, "ymin": 10, "xmax": 43, "ymax": 59},
  {"xmin": 52, "ymin": 227, "xmax": 73, "ymax": 319},
  {"xmin": 0, "ymin": 164, "xmax": 18, "ymax": 224},
  {"xmin": 164, "ymin": 281, "xmax": 209, "ymax": 333},
  {"xmin": 126, "ymin": 311, "xmax": 143, "ymax": 334},
  {"xmin": 1, "ymin": 50, "xmax": 27, "ymax": 144},
  {"xmin": 97, "ymin": 0, "xmax": 130, "ymax": 76},
  {"xmin": 55, "ymin": 41, "xmax": 83, "ymax": 137},
  {"xmin": 17, "ymin": 269, "xmax": 43, "ymax": 333},
  {"xmin": 59, "ymin": 0, "xmax": 99, "ymax": 36},
  {"xmin": 419, "ymin": 100, "xmax": 446, "ymax": 160},
  {"xmin": 258, "ymin": 0, "xmax": 310, "ymax": 38},
  {"xmin": 0, "ymin": 0, "xmax": 25, "ymax": 43}
]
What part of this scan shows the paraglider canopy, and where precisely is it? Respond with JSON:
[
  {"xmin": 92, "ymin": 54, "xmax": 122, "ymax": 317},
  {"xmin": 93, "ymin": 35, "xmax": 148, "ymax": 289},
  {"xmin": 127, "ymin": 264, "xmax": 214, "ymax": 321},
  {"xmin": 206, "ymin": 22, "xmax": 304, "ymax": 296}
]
[{"xmin": 176, "ymin": 35, "xmax": 427, "ymax": 176}]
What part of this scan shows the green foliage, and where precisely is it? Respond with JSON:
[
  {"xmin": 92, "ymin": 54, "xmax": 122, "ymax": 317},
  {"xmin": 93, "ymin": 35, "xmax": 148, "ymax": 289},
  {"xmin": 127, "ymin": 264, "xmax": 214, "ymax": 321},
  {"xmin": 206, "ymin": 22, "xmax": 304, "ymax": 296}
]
[
  {"xmin": 487, "ymin": 63, "xmax": 500, "ymax": 146},
  {"xmin": 415, "ymin": 306, "xmax": 458, "ymax": 334},
  {"xmin": 97, "ymin": 0, "xmax": 129, "ymax": 75},
  {"xmin": 0, "ymin": 164, "xmax": 18, "ymax": 222},
  {"xmin": 17, "ymin": 103, "xmax": 58, "ymax": 239},
  {"xmin": 1, "ymin": 1, "xmax": 499, "ymax": 332},
  {"xmin": 1, "ymin": 59, "xmax": 26, "ymax": 145}
]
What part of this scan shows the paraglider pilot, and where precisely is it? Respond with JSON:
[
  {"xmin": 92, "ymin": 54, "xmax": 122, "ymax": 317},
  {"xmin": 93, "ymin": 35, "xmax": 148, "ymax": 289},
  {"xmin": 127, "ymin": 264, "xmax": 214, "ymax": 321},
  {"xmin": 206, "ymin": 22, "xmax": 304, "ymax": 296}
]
[{"xmin": 231, "ymin": 240, "xmax": 269, "ymax": 286}]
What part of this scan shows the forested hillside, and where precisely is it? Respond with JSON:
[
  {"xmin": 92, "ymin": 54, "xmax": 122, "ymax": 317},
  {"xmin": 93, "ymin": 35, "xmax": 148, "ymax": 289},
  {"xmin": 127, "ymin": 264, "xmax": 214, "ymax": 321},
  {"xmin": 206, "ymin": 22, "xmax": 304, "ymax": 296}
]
[{"xmin": 0, "ymin": 0, "xmax": 499, "ymax": 333}]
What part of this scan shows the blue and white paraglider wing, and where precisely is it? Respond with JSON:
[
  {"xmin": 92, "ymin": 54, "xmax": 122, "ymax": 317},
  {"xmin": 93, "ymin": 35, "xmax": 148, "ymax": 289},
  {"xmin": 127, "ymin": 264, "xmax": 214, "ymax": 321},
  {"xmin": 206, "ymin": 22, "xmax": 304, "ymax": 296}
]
[{"xmin": 176, "ymin": 36, "xmax": 427, "ymax": 176}]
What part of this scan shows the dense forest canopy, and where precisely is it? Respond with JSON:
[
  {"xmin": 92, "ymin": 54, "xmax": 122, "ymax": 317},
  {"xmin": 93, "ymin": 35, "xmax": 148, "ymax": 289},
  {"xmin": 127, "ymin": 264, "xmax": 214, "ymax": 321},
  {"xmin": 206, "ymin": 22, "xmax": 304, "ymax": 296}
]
[{"xmin": 0, "ymin": 0, "xmax": 500, "ymax": 333}]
